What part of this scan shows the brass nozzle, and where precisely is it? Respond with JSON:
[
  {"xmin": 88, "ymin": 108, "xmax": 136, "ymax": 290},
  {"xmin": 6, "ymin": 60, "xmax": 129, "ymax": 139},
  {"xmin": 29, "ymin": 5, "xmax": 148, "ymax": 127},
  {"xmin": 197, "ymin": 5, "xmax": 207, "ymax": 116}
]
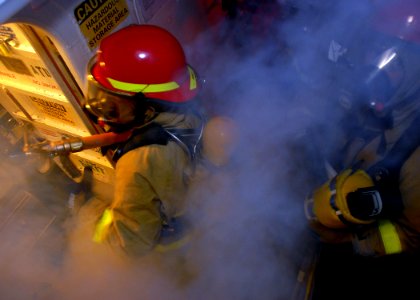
[{"xmin": 41, "ymin": 138, "xmax": 84, "ymax": 154}]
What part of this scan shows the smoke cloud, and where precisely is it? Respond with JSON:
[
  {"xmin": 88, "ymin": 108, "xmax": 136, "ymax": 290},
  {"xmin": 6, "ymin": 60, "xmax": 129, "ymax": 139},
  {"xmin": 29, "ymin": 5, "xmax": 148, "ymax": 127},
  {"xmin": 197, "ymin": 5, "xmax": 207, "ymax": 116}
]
[{"xmin": 0, "ymin": 1, "xmax": 376, "ymax": 299}]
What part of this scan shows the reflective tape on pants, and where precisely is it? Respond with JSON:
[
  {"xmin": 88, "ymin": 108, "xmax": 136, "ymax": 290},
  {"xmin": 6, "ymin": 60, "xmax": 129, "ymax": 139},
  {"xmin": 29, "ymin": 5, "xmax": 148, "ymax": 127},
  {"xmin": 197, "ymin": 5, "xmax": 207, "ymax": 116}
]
[
  {"xmin": 378, "ymin": 219, "xmax": 402, "ymax": 255},
  {"xmin": 93, "ymin": 208, "xmax": 113, "ymax": 243}
]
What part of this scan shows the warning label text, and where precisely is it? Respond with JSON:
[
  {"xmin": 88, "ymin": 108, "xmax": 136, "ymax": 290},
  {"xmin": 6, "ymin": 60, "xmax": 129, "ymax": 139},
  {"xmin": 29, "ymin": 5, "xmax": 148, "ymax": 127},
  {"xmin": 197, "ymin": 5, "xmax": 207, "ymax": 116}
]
[{"xmin": 74, "ymin": 0, "xmax": 129, "ymax": 49}]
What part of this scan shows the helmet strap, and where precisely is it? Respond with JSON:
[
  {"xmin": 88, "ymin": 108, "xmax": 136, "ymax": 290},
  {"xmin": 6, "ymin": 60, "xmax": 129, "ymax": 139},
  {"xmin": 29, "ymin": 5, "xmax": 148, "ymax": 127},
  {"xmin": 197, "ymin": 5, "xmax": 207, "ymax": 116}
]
[{"xmin": 144, "ymin": 106, "xmax": 157, "ymax": 123}]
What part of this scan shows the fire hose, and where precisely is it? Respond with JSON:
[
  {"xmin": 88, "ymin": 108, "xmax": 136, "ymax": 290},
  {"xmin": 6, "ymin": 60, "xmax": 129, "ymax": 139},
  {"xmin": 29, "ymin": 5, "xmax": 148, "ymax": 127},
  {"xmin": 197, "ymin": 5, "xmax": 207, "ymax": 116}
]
[{"xmin": 25, "ymin": 130, "xmax": 133, "ymax": 156}]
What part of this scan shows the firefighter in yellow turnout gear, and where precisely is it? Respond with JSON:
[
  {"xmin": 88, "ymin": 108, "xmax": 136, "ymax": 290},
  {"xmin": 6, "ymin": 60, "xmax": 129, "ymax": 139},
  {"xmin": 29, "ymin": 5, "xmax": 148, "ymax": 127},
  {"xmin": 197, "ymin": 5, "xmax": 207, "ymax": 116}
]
[
  {"xmin": 84, "ymin": 24, "xmax": 240, "ymax": 257},
  {"xmin": 307, "ymin": 0, "xmax": 420, "ymax": 257},
  {"xmin": 84, "ymin": 24, "xmax": 205, "ymax": 257},
  {"xmin": 297, "ymin": 2, "xmax": 420, "ymax": 299}
]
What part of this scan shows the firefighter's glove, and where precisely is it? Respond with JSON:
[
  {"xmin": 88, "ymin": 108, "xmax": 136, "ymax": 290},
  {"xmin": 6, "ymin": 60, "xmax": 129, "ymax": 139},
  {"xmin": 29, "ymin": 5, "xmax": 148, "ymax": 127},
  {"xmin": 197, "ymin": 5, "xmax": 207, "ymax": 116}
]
[{"xmin": 308, "ymin": 219, "xmax": 353, "ymax": 244}]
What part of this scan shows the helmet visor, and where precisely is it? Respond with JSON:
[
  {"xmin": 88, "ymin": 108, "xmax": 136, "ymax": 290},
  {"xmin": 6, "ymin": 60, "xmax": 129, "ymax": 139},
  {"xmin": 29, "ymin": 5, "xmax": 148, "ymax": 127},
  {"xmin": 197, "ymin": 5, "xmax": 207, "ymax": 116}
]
[
  {"xmin": 85, "ymin": 59, "xmax": 138, "ymax": 125},
  {"xmin": 339, "ymin": 31, "xmax": 406, "ymax": 113}
]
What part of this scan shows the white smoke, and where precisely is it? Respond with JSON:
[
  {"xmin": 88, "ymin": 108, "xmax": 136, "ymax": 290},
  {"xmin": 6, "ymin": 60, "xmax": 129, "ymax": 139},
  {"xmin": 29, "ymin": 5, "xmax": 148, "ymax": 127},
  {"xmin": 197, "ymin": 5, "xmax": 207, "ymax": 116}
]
[{"xmin": 0, "ymin": 1, "xmax": 376, "ymax": 299}]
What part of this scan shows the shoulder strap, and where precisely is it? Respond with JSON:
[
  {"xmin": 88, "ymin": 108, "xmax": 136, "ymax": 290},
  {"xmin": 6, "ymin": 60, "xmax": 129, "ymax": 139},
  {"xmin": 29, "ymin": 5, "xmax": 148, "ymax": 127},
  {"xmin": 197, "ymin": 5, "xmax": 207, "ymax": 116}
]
[
  {"xmin": 111, "ymin": 123, "xmax": 170, "ymax": 162},
  {"xmin": 163, "ymin": 127, "xmax": 203, "ymax": 161},
  {"xmin": 368, "ymin": 114, "xmax": 420, "ymax": 181},
  {"xmin": 109, "ymin": 122, "xmax": 204, "ymax": 163},
  {"xmin": 366, "ymin": 114, "xmax": 420, "ymax": 217}
]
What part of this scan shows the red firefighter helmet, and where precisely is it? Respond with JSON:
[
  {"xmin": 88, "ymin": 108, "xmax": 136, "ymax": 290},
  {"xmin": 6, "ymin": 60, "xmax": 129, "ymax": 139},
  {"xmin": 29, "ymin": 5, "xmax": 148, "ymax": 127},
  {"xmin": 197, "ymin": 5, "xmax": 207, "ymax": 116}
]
[
  {"xmin": 85, "ymin": 25, "xmax": 200, "ymax": 126},
  {"xmin": 90, "ymin": 24, "xmax": 199, "ymax": 102}
]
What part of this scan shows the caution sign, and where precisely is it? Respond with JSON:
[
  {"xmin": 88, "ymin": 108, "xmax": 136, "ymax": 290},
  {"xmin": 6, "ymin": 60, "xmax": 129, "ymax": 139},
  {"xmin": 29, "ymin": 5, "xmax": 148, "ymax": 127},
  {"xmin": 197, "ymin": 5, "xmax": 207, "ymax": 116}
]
[{"xmin": 74, "ymin": 0, "xmax": 129, "ymax": 49}]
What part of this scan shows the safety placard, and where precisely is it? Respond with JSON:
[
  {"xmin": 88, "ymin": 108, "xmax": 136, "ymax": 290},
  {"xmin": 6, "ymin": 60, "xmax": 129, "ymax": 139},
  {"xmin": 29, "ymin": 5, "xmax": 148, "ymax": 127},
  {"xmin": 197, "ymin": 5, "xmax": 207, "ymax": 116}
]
[
  {"xmin": 29, "ymin": 95, "xmax": 77, "ymax": 126},
  {"xmin": 74, "ymin": 0, "xmax": 129, "ymax": 49},
  {"xmin": 3, "ymin": 86, "xmax": 90, "ymax": 137},
  {"xmin": 0, "ymin": 53, "xmax": 61, "ymax": 95},
  {"xmin": 0, "ymin": 25, "xmax": 62, "ymax": 95}
]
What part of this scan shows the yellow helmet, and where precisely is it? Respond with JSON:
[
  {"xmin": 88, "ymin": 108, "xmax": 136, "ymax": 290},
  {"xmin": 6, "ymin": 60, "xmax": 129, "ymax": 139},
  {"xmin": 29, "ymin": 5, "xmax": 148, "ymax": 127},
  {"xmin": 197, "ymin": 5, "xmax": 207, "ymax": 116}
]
[{"xmin": 309, "ymin": 169, "xmax": 378, "ymax": 229}]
